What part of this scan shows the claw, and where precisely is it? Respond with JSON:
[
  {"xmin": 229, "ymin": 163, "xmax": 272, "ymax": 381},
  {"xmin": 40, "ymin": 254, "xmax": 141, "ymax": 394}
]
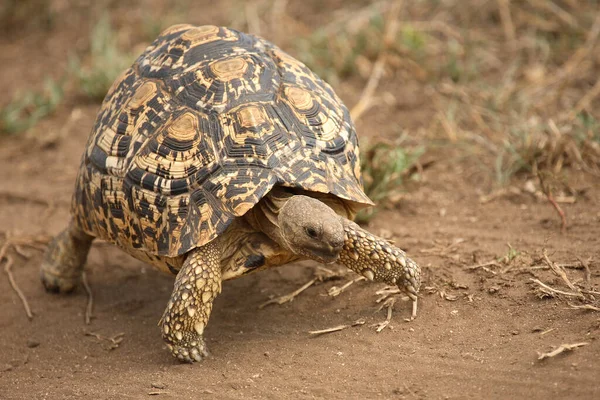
[
  {"xmin": 411, "ymin": 299, "xmax": 418, "ymax": 320},
  {"xmin": 169, "ymin": 341, "xmax": 210, "ymax": 363}
]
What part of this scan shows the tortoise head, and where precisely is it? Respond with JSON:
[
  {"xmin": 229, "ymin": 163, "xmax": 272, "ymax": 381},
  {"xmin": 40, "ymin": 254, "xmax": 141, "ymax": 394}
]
[{"xmin": 278, "ymin": 195, "xmax": 345, "ymax": 263}]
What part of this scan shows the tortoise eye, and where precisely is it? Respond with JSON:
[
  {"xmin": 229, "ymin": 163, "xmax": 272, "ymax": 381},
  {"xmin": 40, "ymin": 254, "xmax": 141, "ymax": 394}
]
[{"xmin": 305, "ymin": 227, "xmax": 319, "ymax": 239}]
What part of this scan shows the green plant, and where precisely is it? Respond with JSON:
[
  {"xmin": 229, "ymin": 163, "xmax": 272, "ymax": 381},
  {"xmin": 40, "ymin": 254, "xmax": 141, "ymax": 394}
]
[
  {"xmin": 71, "ymin": 14, "xmax": 134, "ymax": 101},
  {"xmin": 357, "ymin": 142, "xmax": 424, "ymax": 223},
  {"xmin": 0, "ymin": 77, "xmax": 64, "ymax": 135},
  {"xmin": 293, "ymin": 13, "xmax": 388, "ymax": 85}
]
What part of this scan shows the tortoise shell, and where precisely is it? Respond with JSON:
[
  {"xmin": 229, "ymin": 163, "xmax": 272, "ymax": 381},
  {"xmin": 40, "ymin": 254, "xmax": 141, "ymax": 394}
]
[{"xmin": 72, "ymin": 24, "xmax": 373, "ymax": 257}]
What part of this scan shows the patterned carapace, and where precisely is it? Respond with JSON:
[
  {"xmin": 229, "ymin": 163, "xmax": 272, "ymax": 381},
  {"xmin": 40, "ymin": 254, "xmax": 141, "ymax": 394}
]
[{"xmin": 73, "ymin": 24, "xmax": 373, "ymax": 259}]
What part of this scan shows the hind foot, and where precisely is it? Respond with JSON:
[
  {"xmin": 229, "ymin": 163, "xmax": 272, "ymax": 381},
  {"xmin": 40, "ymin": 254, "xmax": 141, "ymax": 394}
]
[{"xmin": 40, "ymin": 224, "xmax": 93, "ymax": 294}]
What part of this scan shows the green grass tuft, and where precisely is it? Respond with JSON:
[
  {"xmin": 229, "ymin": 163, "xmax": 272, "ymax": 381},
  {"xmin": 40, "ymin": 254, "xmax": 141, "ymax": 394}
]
[
  {"xmin": 70, "ymin": 14, "xmax": 134, "ymax": 101},
  {"xmin": 0, "ymin": 77, "xmax": 64, "ymax": 135},
  {"xmin": 293, "ymin": 13, "xmax": 388, "ymax": 85},
  {"xmin": 357, "ymin": 142, "xmax": 424, "ymax": 223}
]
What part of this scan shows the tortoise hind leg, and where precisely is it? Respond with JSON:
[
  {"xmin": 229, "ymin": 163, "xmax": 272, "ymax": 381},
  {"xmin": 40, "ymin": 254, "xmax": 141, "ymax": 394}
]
[{"xmin": 40, "ymin": 222, "xmax": 94, "ymax": 293}]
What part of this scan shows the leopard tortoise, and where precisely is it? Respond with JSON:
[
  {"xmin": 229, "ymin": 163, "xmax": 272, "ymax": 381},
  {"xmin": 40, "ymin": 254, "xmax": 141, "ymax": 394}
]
[{"xmin": 41, "ymin": 24, "xmax": 421, "ymax": 362}]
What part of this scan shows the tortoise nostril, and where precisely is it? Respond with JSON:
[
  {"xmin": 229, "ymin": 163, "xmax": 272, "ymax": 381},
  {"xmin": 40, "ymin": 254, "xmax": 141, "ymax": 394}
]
[{"xmin": 329, "ymin": 238, "xmax": 344, "ymax": 249}]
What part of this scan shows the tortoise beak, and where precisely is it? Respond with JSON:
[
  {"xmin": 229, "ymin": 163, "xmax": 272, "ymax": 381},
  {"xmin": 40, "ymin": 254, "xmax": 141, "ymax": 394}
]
[{"xmin": 306, "ymin": 243, "xmax": 342, "ymax": 264}]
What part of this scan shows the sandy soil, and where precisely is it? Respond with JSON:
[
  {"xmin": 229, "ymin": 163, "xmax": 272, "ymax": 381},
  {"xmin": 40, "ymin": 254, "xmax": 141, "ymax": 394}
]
[{"xmin": 0, "ymin": 2, "xmax": 599, "ymax": 399}]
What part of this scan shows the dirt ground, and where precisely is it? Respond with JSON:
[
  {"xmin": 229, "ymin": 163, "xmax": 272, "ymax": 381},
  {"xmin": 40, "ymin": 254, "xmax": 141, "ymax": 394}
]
[{"xmin": 1, "ymin": 1, "xmax": 599, "ymax": 399}]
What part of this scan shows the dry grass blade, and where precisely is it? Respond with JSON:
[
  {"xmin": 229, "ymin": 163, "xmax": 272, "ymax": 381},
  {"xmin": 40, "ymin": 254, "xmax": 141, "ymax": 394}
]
[
  {"xmin": 575, "ymin": 256, "xmax": 592, "ymax": 283},
  {"xmin": 465, "ymin": 260, "xmax": 501, "ymax": 274},
  {"xmin": 537, "ymin": 172, "xmax": 567, "ymax": 234},
  {"xmin": 308, "ymin": 325, "xmax": 348, "ymax": 336},
  {"xmin": 497, "ymin": 0, "xmax": 516, "ymax": 50},
  {"xmin": 259, "ymin": 278, "xmax": 317, "ymax": 309},
  {"xmin": 542, "ymin": 249, "xmax": 577, "ymax": 291},
  {"xmin": 328, "ymin": 276, "xmax": 366, "ymax": 297},
  {"xmin": 82, "ymin": 271, "xmax": 94, "ymax": 325},
  {"xmin": 373, "ymin": 297, "xmax": 396, "ymax": 332},
  {"xmin": 535, "ymin": 14, "xmax": 600, "ymax": 96},
  {"xmin": 3, "ymin": 255, "xmax": 33, "ymax": 320},
  {"xmin": 526, "ymin": 0, "xmax": 579, "ymax": 30},
  {"xmin": 309, "ymin": 319, "xmax": 366, "ymax": 336},
  {"xmin": 0, "ymin": 235, "xmax": 48, "ymax": 320},
  {"xmin": 530, "ymin": 278, "xmax": 585, "ymax": 299},
  {"xmin": 350, "ymin": 0, "xmax": 402, "ymax": 122},
  {"xmin": 564, "ymin": 77, "xmax": 600, "ymax": 121},
  {"xmin": 537, "ymin": 342, "xmax": 589, "ymax": 360},
  {"xmin": 85, "ymin": 331, "xmax": 125, "ymax": 350},
  {"xmin": 13, "ymin": 244, "xmax": 32, "ymax": 259},
  {"xmin": 540, "ymin": 328, "xmax": 556, "ymax": 336},
  {"xmin": 567, "ymin": 303, "xmax": 600, "ymax": 312},
  {"xmin": 375, "ymin": 286, "xmax": 401, "ymax": 303}
]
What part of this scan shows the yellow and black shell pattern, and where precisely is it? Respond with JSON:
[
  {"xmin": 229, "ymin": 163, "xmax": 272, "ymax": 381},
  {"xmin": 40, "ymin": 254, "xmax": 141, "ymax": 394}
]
[{"xmin": 72, "ymin": 24, "xmax": 373, "ymax": 257}]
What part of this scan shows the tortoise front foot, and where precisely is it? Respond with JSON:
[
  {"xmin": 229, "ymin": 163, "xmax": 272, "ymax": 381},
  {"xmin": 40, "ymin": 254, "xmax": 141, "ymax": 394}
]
[
  {"xmin": 339, "ymin": 220, "xmax": 421, "ymax": 318},
  {"xmin": 40, "ymin": 223, "xmax": 93, "ymax": 294},
  {"xmin": 165, "ymin": 334, "xmax": 210, "ymax": 362},
  {"xmin": 161, "ymin": 242, "xmax": 221, "ymax": 363}
]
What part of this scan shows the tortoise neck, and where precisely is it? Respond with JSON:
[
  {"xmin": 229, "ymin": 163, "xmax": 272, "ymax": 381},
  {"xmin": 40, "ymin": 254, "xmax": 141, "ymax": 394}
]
[{"xmin": 244, "ymin": 187, "xmax": 294, "ymax": 246}]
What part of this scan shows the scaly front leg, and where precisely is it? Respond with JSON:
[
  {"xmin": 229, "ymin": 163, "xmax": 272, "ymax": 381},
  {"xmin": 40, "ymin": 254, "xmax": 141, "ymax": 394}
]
[
  {"xmin": 338, "ymin": 220, "xmax": 421, "ymax": 318},
  {"xmin": 160, "ymin": 241, "xmax": 221, "ymax": 362}
]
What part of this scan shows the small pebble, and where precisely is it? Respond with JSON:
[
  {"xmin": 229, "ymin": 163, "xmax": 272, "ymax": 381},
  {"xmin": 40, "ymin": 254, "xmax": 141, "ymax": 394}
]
[
  {"xmin": 151, "ymin": 383, "xmax": 167, "ymax": 390},
  {"xmin": 26, "ymin": 339, "xmax": 40, "ymax": 348}
]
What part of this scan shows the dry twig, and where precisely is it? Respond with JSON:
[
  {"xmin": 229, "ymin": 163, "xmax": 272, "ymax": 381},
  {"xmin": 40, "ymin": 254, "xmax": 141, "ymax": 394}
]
[
  {"xmin": 308, "ymin": 319, "xmax": 366, "ymax": 336},
  {"xmin": 3, "ymin": 255, "xmax": 33, "ymax": 320},
  {"xmin": 260, "ymin": 266, "xmax": 347, "ymax": 308},
  {"xmin": 539, "ymin": 327, "xmax": 556, "ymax": 336},
  {"xmin": 373, "ymin": 297, "xmax": 396, "ymax": 332},
  {"xmin": 375, "ymin": 286, "xmax": 402, "ymax": 303},
  {"xmin": 82, "ymin": 271, "xmax": 94, "ymax": 325},
  {"xmin": 84, "ymin": 331, "xmax": 125, "ymax": 350},
  {"xmin": 0, "ymin": 234, "xmax": 49, "ymax": 320},
  {"xmin": 575, "ymin": 256, "xmax": 592, "ymax": 283},
  {"xmin": 537, "ymin": 172, "xmax": 567, "ymax": 234},
  {"xmin": 542, "ymin": 249, "xmax": 578, "ymax": 292},
  {"xmin": 328, "ymin": 276, "xmax": 366, "ymax": 297},
  {"xmin": 537, "ymin": 342, "xmax": 589, "ymax": 360},
  {"xmin": 530, "ymin": 278, "xmax": 585, "ymax": 299},
  {"xmin": 259, "ymin": 278, "xmax": 318, "ymax": 309},
  {"xmin": 465, "ymin": 260, "xmax": 500, "ymax": 275},
  {"xmin": 567, "ymin": 303, "xmax": 600, "ymax": 312}
]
